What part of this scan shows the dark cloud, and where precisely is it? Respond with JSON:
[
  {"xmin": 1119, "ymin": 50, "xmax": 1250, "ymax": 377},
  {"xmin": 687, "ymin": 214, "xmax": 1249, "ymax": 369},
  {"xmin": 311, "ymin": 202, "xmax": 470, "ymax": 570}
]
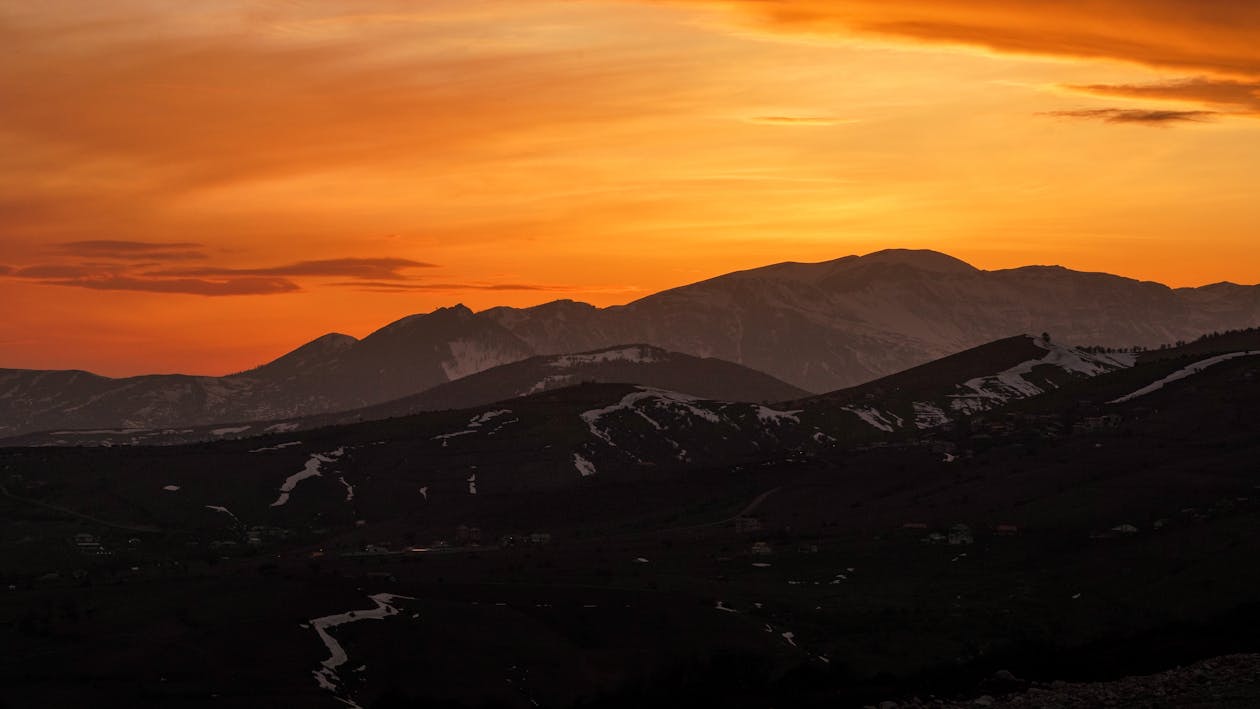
[
  {"xmin": 36, "ymin": 275, "xmax": 300, "ymax": 296},
  {"xmin": 2, "ymin": 255, "xmax": 434, "ymax": 295},
  {"xmin": 666, "ymin": 1, "xmax": 1260, "ymax": 79},
  {"xmin": 328, "ymin": 281, "xmax": 572, "ymax": 293},
  {"xmin": 150, "ymin": 258, "xmax": 437, "ymax": 281},
  {"xmin": 1066, "ymin": 78, "xmax": 1260, "ymax": 111},
  {"xmin": 57, "ymin": 240, "xmax": 208, "ymax": 260},
  {"xmin": 1044, "ymin": 108, "xmax": 1220, "ymax": 125},
  {"xmin": 13, "ymin": 264, "xmax": 110, "ymax": 279}
]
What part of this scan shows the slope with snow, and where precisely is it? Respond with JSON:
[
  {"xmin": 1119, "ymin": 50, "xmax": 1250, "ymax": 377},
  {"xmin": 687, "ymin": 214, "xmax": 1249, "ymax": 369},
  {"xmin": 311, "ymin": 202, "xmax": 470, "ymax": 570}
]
[{"xmin": 1111, "ymin": 351, "xmax": 1260, "ymax": 403}]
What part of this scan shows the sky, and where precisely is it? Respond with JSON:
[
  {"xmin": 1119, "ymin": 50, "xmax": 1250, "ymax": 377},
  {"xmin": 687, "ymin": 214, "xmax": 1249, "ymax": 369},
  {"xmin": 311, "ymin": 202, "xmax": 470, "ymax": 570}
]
[{"xmin": 2, "ymin": 0, "xmax": 1259, "ymax": 376}]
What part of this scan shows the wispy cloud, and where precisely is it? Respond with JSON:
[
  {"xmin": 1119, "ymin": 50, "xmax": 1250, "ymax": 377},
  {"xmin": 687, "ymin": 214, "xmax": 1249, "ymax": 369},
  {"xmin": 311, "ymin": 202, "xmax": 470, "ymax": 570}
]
[
  {"xmin": 1, "ymin": 256, "xmax": 435, "ymax": 295},
  {"xmin": 747, "ymin": 115, "xmax": 850, "ymax": 126},
  {"xmin": 665, "ymin": 1, "xmax": 1260, "ymax": 79},
  {"xmin": 57, "ymin": 240, "xmax": 208, "ymax": 261},
  {"xmin": 150, "ymin": 258, "xmax": 437, "ymax": 281},
  {"xmin": 35, "ymin": 275, "xmax": 300, "ymax": 296},
  {"xmin": 1044, "ymin": 108, "xmax": 1220, "ymax": 125},
  {"xmin": 328, "ymin": 280, "xmax": 575, "ymax": 293},
  {"xmin": 1065, "ymin": 78, "xmax": 1260, "ymax": 112}
]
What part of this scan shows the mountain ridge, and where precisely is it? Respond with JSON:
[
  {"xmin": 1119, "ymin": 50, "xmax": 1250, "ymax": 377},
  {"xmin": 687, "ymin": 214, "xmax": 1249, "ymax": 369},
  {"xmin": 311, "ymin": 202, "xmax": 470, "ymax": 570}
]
[{"xmin": 2, "ymin": 249, "xmax": 1258, "ymax": 436}]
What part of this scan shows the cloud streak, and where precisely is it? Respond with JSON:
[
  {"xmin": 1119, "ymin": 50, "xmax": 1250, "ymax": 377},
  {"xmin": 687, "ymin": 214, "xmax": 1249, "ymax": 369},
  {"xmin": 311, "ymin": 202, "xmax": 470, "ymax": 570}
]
[
  {"xmin": 1044, "ymin": 108, "xmax": 1220, "ymax": 125},
  {"xmin": 668, "ymin": 1, "xmax": 1260, "ymax": 79},
  {"xmin": 1066, "ymin": 78, "xmax": 1260, "ymax": 111},
  {"xmin": 57, "ymin": 240, "xmax": 208, "ymax": 260},
  {"xmin": 35, "ymin": 276, "xmax": 300, "ymax": 296},
  {"xmin": 1, "ymin": 256, "xmax": 436, "ymax": 296},
  {"xmin": 151, "ymin": 258, "xmax": 437, "ymax": 281}
]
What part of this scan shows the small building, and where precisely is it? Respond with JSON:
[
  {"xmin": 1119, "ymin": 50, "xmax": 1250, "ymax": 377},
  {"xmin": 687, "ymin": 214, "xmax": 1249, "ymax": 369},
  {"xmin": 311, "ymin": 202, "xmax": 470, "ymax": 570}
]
[
  {"xmin": 750, "ymin": 541, "xmax": 773, "ymax": 556},
  {"xmin": 948, "ymin": 524, "xmax": 974, "ymax": 546}
]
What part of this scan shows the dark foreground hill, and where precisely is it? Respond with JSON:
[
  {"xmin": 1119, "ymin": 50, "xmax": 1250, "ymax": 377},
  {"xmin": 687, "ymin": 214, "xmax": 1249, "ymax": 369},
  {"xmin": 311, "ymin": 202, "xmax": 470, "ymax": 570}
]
[{"xmin": 3, "ymin": 336, "xmax": 1260, "ymax": 707}]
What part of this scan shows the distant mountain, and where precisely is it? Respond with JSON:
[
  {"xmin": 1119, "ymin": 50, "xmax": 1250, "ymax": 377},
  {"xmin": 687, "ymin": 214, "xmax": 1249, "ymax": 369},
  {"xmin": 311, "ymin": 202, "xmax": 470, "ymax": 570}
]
[
  {"xmin": 0, "ymin": 345, "xmax": 808, "ymax": 445},
  {"xmin": 356, "ymin": 344, "xmax": 809, "ymax": 417},
  {"xmin": 484, "ymin": 249, "xmax": 1260, "ymax": 392},
  {"xmin": 0, "ymin": 335, "xmax": 1118, "ymax": 449},
  {"xmin": 0, "ymin": 305, "xmax": 531, "ymax": 438},
  {"xmin": 4, "ymin": 249, "xmax": 1259, "ymax": 436}
]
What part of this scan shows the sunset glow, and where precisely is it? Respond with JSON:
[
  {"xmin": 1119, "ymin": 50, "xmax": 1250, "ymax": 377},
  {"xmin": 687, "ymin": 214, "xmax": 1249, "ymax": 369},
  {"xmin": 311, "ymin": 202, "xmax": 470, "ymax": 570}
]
[{"xmin": 3, "ymin": 1, "xmax": 1258, "ymax": 375}]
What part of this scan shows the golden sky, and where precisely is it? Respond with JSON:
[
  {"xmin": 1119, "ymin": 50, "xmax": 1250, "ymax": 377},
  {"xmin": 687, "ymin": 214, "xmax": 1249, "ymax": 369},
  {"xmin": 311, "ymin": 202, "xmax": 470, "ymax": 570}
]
[{"xmin": 2, "ymin": 0, "xmax": 1258, "ymax": 376}]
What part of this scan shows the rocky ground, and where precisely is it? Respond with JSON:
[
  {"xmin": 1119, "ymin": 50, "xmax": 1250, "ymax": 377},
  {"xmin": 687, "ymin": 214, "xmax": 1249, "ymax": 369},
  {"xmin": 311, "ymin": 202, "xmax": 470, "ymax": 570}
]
[{"xmin": 871, "ymin": 654, "xmax": 1260, "ymax": 709}]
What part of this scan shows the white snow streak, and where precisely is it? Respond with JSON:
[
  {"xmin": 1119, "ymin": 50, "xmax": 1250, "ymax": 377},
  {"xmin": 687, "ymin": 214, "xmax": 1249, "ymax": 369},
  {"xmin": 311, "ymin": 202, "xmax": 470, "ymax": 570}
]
[
  {"xmin": 912, "ymin": 402, "xmax": 950, "ymax": 429},
  {"xmin": 308, "ymin": 593, "xmax": 414, "ymax": 707},
  {"xmin": 269, "ymin": 448, "xmax": 345, "ymax": 507},
  {"xmin": 756, "ymin": 406, "xmax": 802, "ymax": 425},
  {"xmin": 949, "ymin": 338, "xmax": 1132, "ymax": 414},
  {"xmin": 580, "ymin": 388, "xmax": 724, "ymax": 446},
  {"xmin": 1110, "ymin": 351, "xmax": 1260, "ymax": 403},
  {"xmin": 204, "ymin": 505, "xmax": 239, "ymax": 523},
  {"xmin": 573, "ymin": 453, "xmax": 597, "ymax": 477},
  {"xmin": 842, "ymin": 406, "xmax": 902, "ymax": 432},
  {"xmin": 250, "ymin": 441, "xmax": 303, "ymax": 453}
]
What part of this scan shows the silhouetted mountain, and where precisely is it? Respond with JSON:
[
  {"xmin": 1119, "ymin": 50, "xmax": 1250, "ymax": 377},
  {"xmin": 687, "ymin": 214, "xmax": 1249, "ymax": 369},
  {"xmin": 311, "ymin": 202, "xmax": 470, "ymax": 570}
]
[
  {"xmin": 3, "ymin": 250, "xmax": 1259, "ymax": 436},
  {"xmin": 0, "ymin": 305, "xmax": 531, "ymax": 437},
  {"xmin": 485, "ymin": 249, "xmax": 1260, "ymax": 391}
]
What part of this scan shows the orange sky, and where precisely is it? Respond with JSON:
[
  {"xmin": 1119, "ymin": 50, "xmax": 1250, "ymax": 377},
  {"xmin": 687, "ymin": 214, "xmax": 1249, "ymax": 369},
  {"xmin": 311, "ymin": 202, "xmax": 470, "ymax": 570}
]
[{"xmin": 2, "ymin": 0, "xmax": 1258, "ymax": 376}]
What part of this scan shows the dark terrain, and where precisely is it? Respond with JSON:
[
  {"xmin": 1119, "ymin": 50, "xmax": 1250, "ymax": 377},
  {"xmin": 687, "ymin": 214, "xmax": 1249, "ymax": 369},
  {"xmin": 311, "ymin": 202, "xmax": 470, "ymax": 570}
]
[{"xmin": 3, "ymin": 331, "xmax": 1260, "ymax": 708}]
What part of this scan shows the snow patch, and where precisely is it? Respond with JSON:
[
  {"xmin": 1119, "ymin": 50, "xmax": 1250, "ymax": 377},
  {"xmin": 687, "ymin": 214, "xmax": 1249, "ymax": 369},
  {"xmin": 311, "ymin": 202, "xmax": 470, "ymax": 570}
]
[
  {"xmin": 338, "ymin": 476, "xmax": 354, "ymax": 502},
  {"xmin": 912, "ymin": 402, "xmax": 950, "ymax": 429},
  {"xmin": 265, "ymin": 422, "xmax": 300, "ymax": 433},
  {"xmin": 842, "ymin": 406, "xmax": 902, "ymax": 432},
  {"xmin": 580, "ymin": 387, "xmax": 726, "ymax": 447},
  {"xmin": 523, "ymin": 373, "xmax": 577, "ymax": 395},
  {"xmin": 949, "ymin": 337, "xmax": 1132, "ymax": 414},
  {"xmin": 162, "ymin": 485, "xmax": 180, "ymax": 492},
  {"xmin": 270, "ymin": 448, "xmax": 345, "ymax": 507},
  {"xmin": 250, "ymin": 441, "xmax": 303, "ymax": 453},
  {"xmin": 549, "ymin": 346, "xmax": 660, "ymax": 368},
  {"xmin": 211, "ymin": 426, "xmax": 250, "ymax": 436},
  {"xmin": 573, "ymin": 453, "xmax": 597, "ymax": 477},
  {"xmin": 1110, "ymin": 351, "xmax": 1260, "ymax": 403},
  {"xmin": 308, "ymin": 593, "xmax": 413, "ymax": 707},
  {"xmin": 756, "ymin": 406, "xmax": 802, "ymax": 425},
  {"xmin": 442, "ymin": 339, "xmax": 520, "ymax": 380}
]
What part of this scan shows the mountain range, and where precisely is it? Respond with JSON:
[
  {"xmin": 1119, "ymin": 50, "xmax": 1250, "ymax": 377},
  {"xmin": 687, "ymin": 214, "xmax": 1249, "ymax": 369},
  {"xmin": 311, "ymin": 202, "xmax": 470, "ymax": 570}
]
[{"xmin": 2, "ymin": 248, "xmax": 1257, "ymax": 438}]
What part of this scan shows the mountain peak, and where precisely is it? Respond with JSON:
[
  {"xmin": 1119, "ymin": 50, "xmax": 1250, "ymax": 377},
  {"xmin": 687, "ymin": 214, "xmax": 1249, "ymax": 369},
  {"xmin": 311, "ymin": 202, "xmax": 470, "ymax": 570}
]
[{"xmin": 856, "ymin": 249, "xmax": 978, "ymax": 274}]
